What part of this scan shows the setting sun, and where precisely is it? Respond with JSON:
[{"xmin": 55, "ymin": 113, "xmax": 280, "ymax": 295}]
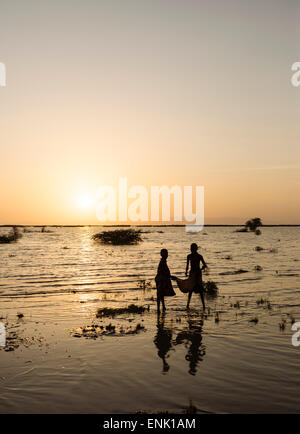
[{"xmin": 76, "ymin": 194, "xmax": 94, "ymax": 211}]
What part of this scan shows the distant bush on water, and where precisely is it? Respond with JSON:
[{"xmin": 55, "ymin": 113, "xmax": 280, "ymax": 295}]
[
  {"xmin": 0, "ymin": 227, "xmax": 22, "ymax": 244},
  {"xmin": 236, "ymin": 217, "xmax": 262, "ymax": 233},
  {"xmin": 92, "ymin": 228, "xmax": 142, "ymax": 245}
]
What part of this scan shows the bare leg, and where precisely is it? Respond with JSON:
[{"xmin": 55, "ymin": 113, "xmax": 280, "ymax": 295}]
[
  {"xmin": 187, "ymin": 290, "xmax": 192, "ymax": 309},
  {"xmin": 157, "ymin": 295, "xmax": 161, "ymax": 313},
  {"xmin": 199, "ymin": 291, "xmax": 205, "ymax": 310},
  {"xmin": 162, "ymin": 296, "xmax": 166, "ymax": 311}
]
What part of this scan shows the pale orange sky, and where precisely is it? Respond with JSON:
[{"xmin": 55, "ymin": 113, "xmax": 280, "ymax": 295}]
[{"xmin": 0, "ymin": 0, "xmax": 299, "ymax": 225}]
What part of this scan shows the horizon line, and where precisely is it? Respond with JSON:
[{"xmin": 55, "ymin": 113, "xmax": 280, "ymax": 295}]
[{"xmin": 1, "ymin": 224, "xmax": 300, "ymax": 228}]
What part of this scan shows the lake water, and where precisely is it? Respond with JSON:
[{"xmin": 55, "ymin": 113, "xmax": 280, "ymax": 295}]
[{"xmin": 0, "ymin": 226, "xmax": 299, "ymax": 413}]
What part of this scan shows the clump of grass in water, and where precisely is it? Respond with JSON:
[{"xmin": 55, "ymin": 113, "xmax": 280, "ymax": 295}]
[
  {"xmin": 183, "ymin": 400, "xmax": 198, "ymax": 414},
  {"xmin": 96, "ymin": 304, "xmax": 149, "ymax": 318},
  {"xmin": 137, "ymin": 279, "xmax": 152, "ymax": 290},
  {"xmin": 0, "ymin": 227, "xmax": 22, "ymax": 244},
  {"xmin": 203, "ymin": 280, "xmax": 218, "ymax": 294},
  {"xmin": 255, "ymin": 246, "xmax": 264, "ymax": 251},
  {"xmin": 256, "ymin": 297, "xmax": 269, "ymax": 305},
  {"xmin": 92, "ymin": 229, "xmax": 142, "ymax": 245},
  {"xmin": 279, "ymin": 319, "xmax": 286, "ymax": 331}
]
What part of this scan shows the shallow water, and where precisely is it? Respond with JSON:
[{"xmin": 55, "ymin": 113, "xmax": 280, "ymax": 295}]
[{"xmin": 0, "ymin": 226, "xmax": 300, "ymax": 413}]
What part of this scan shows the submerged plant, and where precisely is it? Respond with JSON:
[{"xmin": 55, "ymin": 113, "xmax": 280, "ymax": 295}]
[{"xmin": 92, "ymin": 229, "xmax": 142, "ymax": 245}]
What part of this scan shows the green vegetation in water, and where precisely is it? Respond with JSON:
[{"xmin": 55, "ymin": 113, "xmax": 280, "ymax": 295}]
[
  {"xmin": 92, "ymin": 229, "xmax": 142, "ymax": 245},
  {"xmin": 203, "ymin": 280, "xmax": 218, "ymax": 294},
  {"xmin": 96, "ymin": 304, "xmax": 149, "ymax": 318},
  {"xmin": 0, "ymin": 227, "xmax": 22, "ymax": 244}
]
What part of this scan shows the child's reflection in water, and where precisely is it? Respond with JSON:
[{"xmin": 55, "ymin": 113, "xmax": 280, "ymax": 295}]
[
  {"xmin": 175, "ymin": 316, "xmax": 206, "ymax": 376},
  {"xmin": 153, "ymin": 313, "xmax": 206, "ymax": 375},
  {"xmin": 153, "ymin": 313, "xmax": 173, "ymax": 373}
]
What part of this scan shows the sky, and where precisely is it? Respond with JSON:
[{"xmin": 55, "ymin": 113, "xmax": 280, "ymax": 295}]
[{"xmin": 0, "ymin": 0, "xmax": 299, "ymax": 225}]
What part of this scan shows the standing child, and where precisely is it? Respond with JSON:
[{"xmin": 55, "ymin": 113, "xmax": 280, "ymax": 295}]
[
  {"xmin": 155, "ymin": 249, "xmax": 176, "ymax": 313},
  {"xmin": 185, "ymin": 243, "xmax": 207, "ymax": 310}
]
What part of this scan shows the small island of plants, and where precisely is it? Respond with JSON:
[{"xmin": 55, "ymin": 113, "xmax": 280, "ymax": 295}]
[{"xmin": 92, "ymin": 228, "xmax": 142, "ymax": 245}]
